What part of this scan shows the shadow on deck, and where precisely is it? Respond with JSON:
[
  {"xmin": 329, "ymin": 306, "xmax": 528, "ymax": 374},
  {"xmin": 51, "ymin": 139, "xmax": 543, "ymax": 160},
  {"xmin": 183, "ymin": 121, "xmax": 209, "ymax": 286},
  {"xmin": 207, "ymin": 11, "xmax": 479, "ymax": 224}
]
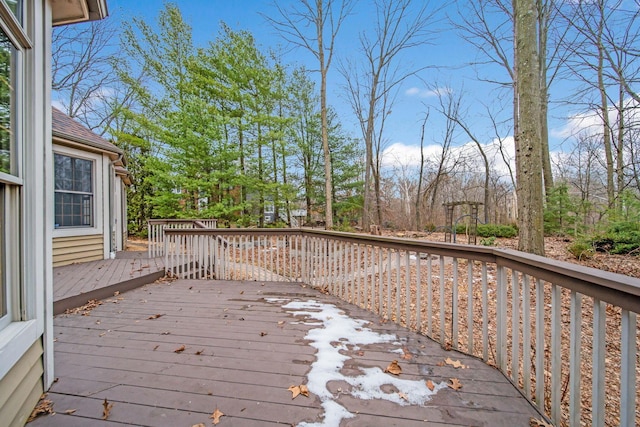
[
  {"xmin": 53, "ymin": 252, "xmax": 165, "ymax": 315},
  {"xmin": 34, "ymin": 279, "xmax": 541, "ymax": 426}
]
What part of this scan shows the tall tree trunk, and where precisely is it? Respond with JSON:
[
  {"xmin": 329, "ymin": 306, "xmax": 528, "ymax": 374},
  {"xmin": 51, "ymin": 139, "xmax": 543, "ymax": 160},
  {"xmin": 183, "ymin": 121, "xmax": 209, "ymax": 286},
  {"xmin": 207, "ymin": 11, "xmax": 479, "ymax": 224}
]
[
  {"xmin": 537, "ymin": 0, "xmax": 553, "ymax": 197},
  {"xmin": 415, "ymin": 111, "xmax": 428, "ymax": 230},
  {"xmin": 515, "ymin": 0, "xmax": 545, "ymax": 255},
  {"xmin": 317, "ymin": 1, "xmax": 333, "ymax": 229},
  {"xmin": 616, "ymin": 81, "xmax": 625, "ymax": 214}
]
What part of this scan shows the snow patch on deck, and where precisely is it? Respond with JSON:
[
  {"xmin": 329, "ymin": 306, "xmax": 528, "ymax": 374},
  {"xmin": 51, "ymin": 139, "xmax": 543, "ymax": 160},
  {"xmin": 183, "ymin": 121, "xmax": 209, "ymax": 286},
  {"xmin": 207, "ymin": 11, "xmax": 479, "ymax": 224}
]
[{"xmin": 276, "ymin": 299, "xmax": 445, "ymax": 427}]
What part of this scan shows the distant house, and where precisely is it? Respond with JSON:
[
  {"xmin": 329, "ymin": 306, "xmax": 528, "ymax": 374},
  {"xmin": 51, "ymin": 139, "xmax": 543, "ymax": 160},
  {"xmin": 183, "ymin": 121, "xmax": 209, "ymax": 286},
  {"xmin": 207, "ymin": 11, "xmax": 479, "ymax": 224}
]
[
  {"xmin": 0, "ymin": 1, "xmax": 109, "ymax": 426},
  {"xmin": 52, "ymin": 107, "xmax": 130, "ymax": 267}
]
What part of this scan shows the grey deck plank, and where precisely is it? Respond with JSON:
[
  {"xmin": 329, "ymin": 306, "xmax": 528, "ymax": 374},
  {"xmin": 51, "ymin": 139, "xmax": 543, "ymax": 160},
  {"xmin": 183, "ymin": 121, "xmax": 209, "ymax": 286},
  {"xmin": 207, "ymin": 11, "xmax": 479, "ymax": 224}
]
[{"xmin": 37, "ymin": 279, "xmax": 542, "ymax": 427}]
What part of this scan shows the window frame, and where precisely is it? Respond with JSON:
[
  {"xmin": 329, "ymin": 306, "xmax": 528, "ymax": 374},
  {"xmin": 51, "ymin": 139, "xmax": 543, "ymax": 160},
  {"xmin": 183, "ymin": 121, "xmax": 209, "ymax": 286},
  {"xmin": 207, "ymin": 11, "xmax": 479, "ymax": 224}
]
[
  {"xmin": 54, "ymin": 152, "xmax": 95, "ymax": 229},
  {"xmin": 0, "ymin": 0, "xmax": 27, "ymax": 332}
]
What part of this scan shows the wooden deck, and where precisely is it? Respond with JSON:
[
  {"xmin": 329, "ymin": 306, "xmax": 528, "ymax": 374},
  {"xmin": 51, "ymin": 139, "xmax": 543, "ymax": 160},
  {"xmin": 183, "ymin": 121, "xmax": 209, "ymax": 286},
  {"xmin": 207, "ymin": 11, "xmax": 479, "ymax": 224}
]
[
  {"xmin": 31, "ymin": 279, "xmax": 542, "ymax": 426},
  {"xmin": 53, "ymin": 252, "xmax": 164, "ymax": 315}
]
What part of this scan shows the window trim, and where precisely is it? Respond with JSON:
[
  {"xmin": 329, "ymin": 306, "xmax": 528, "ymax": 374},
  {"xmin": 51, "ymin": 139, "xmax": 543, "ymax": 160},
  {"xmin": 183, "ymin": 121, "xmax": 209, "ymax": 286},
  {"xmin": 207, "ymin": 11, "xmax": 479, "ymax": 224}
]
[
  {"xmin": 52, "ymin": 144, "xmax": 103, "ymax": 238},
  {"xmin": 54, "ymin": 153, "xmax": 95, "ymax": 228},
  {"xmin": 0, "ymin": 0, "xmax": 31, "ymax": 49}
]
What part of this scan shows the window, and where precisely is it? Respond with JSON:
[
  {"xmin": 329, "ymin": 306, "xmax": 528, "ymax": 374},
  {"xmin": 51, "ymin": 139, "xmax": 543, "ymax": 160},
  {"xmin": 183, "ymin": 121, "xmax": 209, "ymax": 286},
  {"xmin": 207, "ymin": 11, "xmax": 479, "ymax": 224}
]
[
  {"xmin": 0, "ymin": 2, "xmax": 24, "ymax": 330},
  {"xmin": 54, "ymin": 153, "xmax": 94, "ymax": 227}
]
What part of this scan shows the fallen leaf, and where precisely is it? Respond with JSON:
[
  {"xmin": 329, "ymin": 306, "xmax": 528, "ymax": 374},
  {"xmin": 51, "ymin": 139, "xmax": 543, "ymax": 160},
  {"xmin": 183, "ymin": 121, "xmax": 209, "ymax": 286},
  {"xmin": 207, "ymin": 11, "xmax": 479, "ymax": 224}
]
[
  {"xmin": 530, "ymin": 418, "xmax": 554, "ymax": 427},
  {"xmin": 153, "ymin": 345, "xmax": 159, "ymax": 351},
  {"xmin": 398, "ymin": 392, "xmax": 408, "ymax": 401},
  {"xmin": 299, "ymin": 384, "xmax": 309, "ymax": 397},
  {"xmin": 401, "ymin": 348, "xmax": 412, "ymax": 360},
  {"xmin": 288, "ymin": 385, "xmax": 301, "ymax": 399},
  {"xmin": 195, "ymin": 349, "xmax": 204, "ymax": 355},
  {"xmin": 240, "ymin": 290, "xmax": 244, "ymax": 294},
  {"xmin": 277, "ymin": 320, "xmax": 285, "ymax": 325},
  {"xmin": 447, "ymin": 378, "xmax": 463, "ymax": 390},
  {"xmin": 113, "ymin": 291, "xmax": 120, "ymax": 296},
  {"xmin": 64, "ymin": 409, "xmax": 77, "ymax": 415},
  {"xmin": 192, "ymin": 424, "xmax": 206, "ymax": 427},
  {"xmin": 27, "ymin": 395, "xmax": 54, "ymax": 422},
  {"xmin": 260, "ymin": 331, "xmax": 268, "ymax": 337},
  {"xmin": 210, "ymin": 408, "xmax": 224, "ymax": 425},
  {"xmin": 174, "ymin": 345, "xmax": 186, "ymax": 353},
  {"xmin": 161, "ymin": 331, "xmax": 171, "ymax": 335},
  {"xmin": 384, "ymin": 360, "xmax": 402, "ymax": 375},
  {"xmin": 445, "ymin": 357, "xmax": 467, "ymax": 369},
  {"xmin": 148, "ymin": 314, "xmax": 164, "ymax": 320},
  {"xmin": 426, "ymin": 380, "xmax": 435, "ymax": 391},
  {"xmin": 102, "ymin": 398, "xmax": 113, "ymax": 420}
]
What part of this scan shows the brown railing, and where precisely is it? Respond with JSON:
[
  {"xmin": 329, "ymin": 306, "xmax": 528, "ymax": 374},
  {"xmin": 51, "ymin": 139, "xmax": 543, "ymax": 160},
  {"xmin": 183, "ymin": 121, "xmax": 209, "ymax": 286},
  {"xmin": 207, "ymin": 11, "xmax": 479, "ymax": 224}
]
[
  {"xmin": 147, "ymin": 218, "xmax": 217, "ymax": 257},
  {"xmin": 163, "ymin": 228, "xmax": 639, "ymax": 427}
]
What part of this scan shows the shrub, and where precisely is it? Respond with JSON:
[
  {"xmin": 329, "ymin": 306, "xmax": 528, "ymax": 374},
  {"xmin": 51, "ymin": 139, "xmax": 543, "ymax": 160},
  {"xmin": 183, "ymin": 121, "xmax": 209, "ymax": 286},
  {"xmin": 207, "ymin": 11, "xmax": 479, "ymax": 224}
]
[
  {"xmin": 480, "ymin": 236, "xmax": 496, "ymax": 246},
  {"xmin": 477, "ymin": 224, "xmax": 518, "ymax": 238},
  {"xmin": 567, "ymin": 241, "xmax": 594, "ymax": 260},
  {"xmin": 587, "ymin": 221, "xmax": 640, "ymax": 255}
]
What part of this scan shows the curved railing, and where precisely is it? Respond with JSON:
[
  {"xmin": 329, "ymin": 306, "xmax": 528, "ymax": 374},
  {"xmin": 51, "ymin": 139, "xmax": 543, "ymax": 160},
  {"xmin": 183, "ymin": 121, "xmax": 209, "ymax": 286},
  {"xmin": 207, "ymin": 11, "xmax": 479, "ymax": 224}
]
[
  {"xmin": 147, "ymin": 218, "xmax": 217, "ymax": 257},
  {"xmin": 162, "ymin": 228, "xmax": 639, "ymax": 427}
]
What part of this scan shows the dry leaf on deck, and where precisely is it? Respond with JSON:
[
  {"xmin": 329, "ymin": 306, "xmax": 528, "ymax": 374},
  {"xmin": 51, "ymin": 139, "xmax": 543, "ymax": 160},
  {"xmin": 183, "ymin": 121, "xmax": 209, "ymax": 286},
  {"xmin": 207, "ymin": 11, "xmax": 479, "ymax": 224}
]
[
  {"xmin": 113, "ymin": 291, "xmax": 120, "ymax": 296},
  {"xmin": 195, "ymin": 349, "xmax": 204, "ymax": 355},
  {"xmin": 27, "ymin": 396, "xmax": 54, "ymax": 422},
  {"xmin": 401, "ymin": 348, "xmax": 412, "ymax": 360},
  {"xmin": 174, "ymin": 345, "xmax": 186, "ymax": 353},
  {"xmin": 447, "ymin": 378, "xmax": 463, "ymax": 390},
  {"xmin": 148, "ymin": 314, "xmax": 164, "ymax": 320},
  {"xmin": 240, "ymin": 290, "xmax": 244, "ymax": 294},
  {"xmin": 299, "ymin": 384, "xmax": 309, "ymax": 397},
  {"xmin": 445, "ymin": 357, "xmax": 467, "ymax": 369},
  {"xmin": 398, "ymin": 392, "xmax": 408, "ymax": 401},
  {"xmin": 288, "ymin": 385, "xmax": 301, "ymax": 399},
  {"xmin": 102, "ymin": 398, "xmax": 113, "ymax": 420},
  {"xmin": 260, "ymin": 331, "xmax": 268, "ymax": 337},
  {"xmin": 277, "ymin": 320, "xmax": 285, "ymax": 325},
  {"xmin": 384, "ymin": 360, "xmax": 402, "ymax": 375},
  {"xmin": 426, "ymin": 380, "xmax": 435, "ymax": 391},
  {"xmin": 210, "ymin": 408, "xmax": 224, "ymax": 425},
  {"xmin": 64, "ymin": 409, "xmax": 77, "ymax": 415},
  {"xmin": 192, "ymin": 424, "xmax": 206, "ymax": 427},
  {"xmin": 530, "ymin": 417, "xmax": 554, "ymax": 427}
]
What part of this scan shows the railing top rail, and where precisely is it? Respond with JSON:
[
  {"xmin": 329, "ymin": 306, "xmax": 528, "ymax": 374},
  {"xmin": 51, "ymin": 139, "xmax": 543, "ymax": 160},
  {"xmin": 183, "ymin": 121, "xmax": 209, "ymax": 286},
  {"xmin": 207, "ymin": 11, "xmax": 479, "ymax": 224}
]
[
  {"xmin": 162, "ymin": 227, "xmax": 640, "ymax": 311},
  {"xmin": 148, "ymin": 218, "xmax": 218, "ymax": 225}
]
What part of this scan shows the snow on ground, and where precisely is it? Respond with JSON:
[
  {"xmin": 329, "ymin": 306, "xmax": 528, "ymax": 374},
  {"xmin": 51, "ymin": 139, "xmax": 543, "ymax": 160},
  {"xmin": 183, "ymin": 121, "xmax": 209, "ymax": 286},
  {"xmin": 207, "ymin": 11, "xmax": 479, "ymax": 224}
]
[{"xmin": 270, "ymin": 298, "xmax": 446, "ymax": 427}]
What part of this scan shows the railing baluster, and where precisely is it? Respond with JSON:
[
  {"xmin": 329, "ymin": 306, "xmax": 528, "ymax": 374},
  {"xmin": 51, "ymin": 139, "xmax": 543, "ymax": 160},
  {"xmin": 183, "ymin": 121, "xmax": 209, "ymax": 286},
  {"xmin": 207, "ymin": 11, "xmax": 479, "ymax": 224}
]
[
  {"xmin": 482, "ymin": 263, "xmax": 488, "ymax": 362},
  {"xmin": 376, "ymin": 247, "xmax": 381, "ymax": 315},
  {"xmin": 512, "ymin": 270, "xmax": 520, "ymax": 382},
  {"xmin": 405, "ymin": 250, "xmax": 411, "ymax": 329},
  {"xmin": 386, "ymin": 249, "xmax": 392, "ymax": 320},
  {"xmin": 497, "ymin": 265, "xmax": 507, "ymax": 372},
  {"xmin": 439, "ymin": 256, "xmax": 446, "ymax": 345},
  {"xmin": 551, "ymin": 283, "xmax": 562, "ymax": 424},
  {"xmin": 467, "ymin": 261, "xmax": 473, "ymax": 354},
  {"xmin": 620, "ymin": 309, "xmax": 637, "ymax": 427},
  {"xmin": 522, "ymin": 275, "xmax": 531, "ymax": 399},
  {"xmin": 396, "ymin": 250, "xmax": 401, "ymax": 324},
  {"xmin": 416, "ymin": 251, "xmax": 422, "ymax": 334},
  {"xmin": 427, "ymin": 253, "xmax": 432, "ymax": 336},
  {"xmin": 569, "ymin": 290, "xmax": 582, "ymax": 427},
  {"xmin": 452, "ymin": 258, "xmax": 459, "ymax": 349},
  {"xmin": 592, "ymin": 298, "xmax": 605, "ymax": 427},
  {"xmin": 535, "ymin": 279, "xmax": 544, "ymax": 410}
]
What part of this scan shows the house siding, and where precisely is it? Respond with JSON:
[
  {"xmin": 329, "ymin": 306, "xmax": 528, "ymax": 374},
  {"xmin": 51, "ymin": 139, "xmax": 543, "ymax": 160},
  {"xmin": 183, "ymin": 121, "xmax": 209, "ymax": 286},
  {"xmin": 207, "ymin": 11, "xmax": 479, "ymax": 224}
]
[
  {"xmin": 0, "ymin": 340, "xmax": 44, "ymax": 426},
  {"xmin": 53, "ymin": 234, "xmax": 104, "ymax": 266}
]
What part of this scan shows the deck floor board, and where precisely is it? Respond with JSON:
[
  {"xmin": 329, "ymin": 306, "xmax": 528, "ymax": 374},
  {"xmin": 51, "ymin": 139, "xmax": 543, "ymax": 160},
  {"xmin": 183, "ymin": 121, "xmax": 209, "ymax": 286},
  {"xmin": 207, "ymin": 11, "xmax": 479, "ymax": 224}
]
[{"xmin": 32, "ymin": 279, "xmax": 541, "ymax": 426}]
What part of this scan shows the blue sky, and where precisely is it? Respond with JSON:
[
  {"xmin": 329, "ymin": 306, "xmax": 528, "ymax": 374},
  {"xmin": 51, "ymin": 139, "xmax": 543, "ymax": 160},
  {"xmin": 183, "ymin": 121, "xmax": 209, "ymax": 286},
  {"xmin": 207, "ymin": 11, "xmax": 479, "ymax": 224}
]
[{"xmin": 104, "ymin": 0, "xmax": 582, "ymax": 172}]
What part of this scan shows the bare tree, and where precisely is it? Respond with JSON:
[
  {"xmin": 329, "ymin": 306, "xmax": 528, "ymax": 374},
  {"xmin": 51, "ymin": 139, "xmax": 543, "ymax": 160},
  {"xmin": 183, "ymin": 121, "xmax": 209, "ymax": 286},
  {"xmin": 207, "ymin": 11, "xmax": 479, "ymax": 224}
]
[
  {"xmin": 415, "ymin": 109, "xmax": 429, "ymax": 230},
  {"xmin": 339, "ymin": 0, "xmax": 441, "ymax": 232},
  {"xmin": 265, "ymin": 0, "xmax": 355, "ymax": 229},
  {"xmin": 452, "ymin": 0, "xmax": 569, "ymax": 197},
  {"xmin": 514, "ymin": 0, "xmax": 545, "ymax": 255},
  {"xmin": 52, "ymin": 18, "xmax": 120, "ymax": 134}
]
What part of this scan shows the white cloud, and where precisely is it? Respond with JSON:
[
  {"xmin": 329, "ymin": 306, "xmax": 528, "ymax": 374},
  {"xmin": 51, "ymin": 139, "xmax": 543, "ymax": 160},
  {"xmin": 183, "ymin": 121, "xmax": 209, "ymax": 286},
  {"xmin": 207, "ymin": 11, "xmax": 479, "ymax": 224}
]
[{"xmin": 404, "ymin": 86, "xmax": 451, "ymax": 98}]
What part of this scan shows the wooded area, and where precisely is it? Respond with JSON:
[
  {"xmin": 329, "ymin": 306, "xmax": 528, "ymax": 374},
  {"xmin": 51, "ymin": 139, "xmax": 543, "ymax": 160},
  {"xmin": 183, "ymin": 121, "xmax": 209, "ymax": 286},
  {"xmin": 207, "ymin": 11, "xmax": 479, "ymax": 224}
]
[{"xmin": 52, "ymin": 0, "xmax": 640, "ymax": 255}]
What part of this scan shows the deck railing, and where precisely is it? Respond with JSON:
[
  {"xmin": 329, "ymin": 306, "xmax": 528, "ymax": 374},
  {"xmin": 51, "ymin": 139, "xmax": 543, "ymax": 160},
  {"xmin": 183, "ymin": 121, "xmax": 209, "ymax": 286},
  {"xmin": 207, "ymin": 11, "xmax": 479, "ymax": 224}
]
[
  {"xmin": 163, "ymin": 228, "xmax": 639, "ymax": 427},
  {"xmin": 147, "ymin": 218, "xmax": 217, "ymax": 257}
]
